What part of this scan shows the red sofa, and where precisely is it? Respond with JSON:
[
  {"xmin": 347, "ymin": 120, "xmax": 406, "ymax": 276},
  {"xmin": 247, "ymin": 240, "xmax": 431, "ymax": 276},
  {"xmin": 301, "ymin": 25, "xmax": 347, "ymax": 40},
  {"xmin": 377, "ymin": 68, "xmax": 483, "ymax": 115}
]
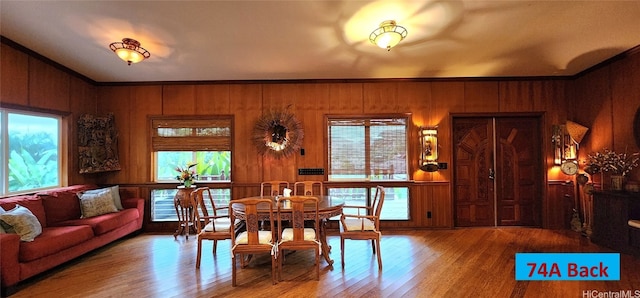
[{"xmin": 0, "ymin": 184, "xmax": 144, "ymax": 294}]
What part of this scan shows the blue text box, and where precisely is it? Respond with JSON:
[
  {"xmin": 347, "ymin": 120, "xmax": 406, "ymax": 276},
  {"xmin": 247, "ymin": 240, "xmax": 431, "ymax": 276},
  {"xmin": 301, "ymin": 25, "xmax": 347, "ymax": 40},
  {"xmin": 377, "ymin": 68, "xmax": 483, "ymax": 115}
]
[{"xmin": 515, "ymin": 253, "xmax": 620, "ymax": 281}]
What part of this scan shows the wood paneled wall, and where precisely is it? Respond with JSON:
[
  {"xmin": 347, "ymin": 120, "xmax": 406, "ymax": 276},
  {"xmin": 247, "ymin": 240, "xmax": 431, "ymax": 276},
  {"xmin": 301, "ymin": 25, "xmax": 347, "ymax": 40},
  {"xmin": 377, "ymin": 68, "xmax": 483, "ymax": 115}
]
[
  {"xmin": 0, "ymin": 41, "xmax": 98, "ymax": 186},
  {"xmin": 94, "ymin": 79, "xmax": 567, "ymax": 230},
  {"xmin": 4, "ymin": 37, "xmax": 640, "ymax": 230}
]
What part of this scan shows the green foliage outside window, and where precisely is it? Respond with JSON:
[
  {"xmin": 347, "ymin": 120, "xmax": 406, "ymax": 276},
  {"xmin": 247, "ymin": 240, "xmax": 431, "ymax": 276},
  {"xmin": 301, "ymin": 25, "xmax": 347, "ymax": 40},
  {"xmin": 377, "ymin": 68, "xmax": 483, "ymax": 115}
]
[
  {"xmin": 156, "ymin": 151, "xmax": 231, "ymax": 182},
  {"xmin": 5, "ymin": 112, "xmax": 60, "ymax": 193}
]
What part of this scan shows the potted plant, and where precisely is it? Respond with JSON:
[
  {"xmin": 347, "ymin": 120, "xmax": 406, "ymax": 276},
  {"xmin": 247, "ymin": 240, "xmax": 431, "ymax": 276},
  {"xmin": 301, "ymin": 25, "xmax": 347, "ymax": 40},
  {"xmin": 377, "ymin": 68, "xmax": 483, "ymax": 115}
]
[{"xmin": 175, "ymin": 162, "xmax": 198, "ymax": 188}]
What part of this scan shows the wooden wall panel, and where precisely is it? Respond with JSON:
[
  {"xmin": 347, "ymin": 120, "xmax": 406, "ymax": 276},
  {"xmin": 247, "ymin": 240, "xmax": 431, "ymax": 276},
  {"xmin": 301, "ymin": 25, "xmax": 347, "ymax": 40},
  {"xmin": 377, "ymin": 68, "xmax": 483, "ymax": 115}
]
[
  {"xmin": 229, "ymin": 84, "xmax": 262, "ymax": 183},
  {"xmin": 28, "ymin": 57, "xmax": 70, "ymax": 110},
  {"xmin": 574, "ymin": 67, "xmax": 613, "ymax": 155},
  {"xmin": 401, "ymin": 82, "xmax": 431, "ymax": 181},
  {"xmin": 431, "ymin": 82, "xmax": 464, "ymax": 183},
  {"xmin": 130, "ymin": 86, "xmax": 163, "ymax": 183},
  {"xmin": 67, "ymin": 77, "xmax": 97, "ymax": 185},
  {"xmin": 294, "ymin": 83, "xmax": 329, "ymax": 179},
  {"xmin": 162, "ymin": 85, "xmax": 195, "ymax": 115},
  {"xmin": 499, "ymin": 81, "xmax": 535, "ymax": 112},
  {"xmin": 0, "ymin": 43, "xmax": 28, "ymax": 105},
  {"xmin": 96, "ymin": 86, "xmax": 133, "ymax": 184},
  {"xmin": 546, "ymin": 181, "xmax": 575, "ymax": 229},
  {"xmin": 96, "ymin": 85, "xmax": 163, "ymax": 184},
  {"xmin": 328, "ymin": 83, "xmax": 363, "ymax": 114},
  {"xmin": 611, "ymin": 55, "xmax": 640, "ymax": 156},
  {"xmin": 195, "ymin": 84, "xmax": 230, "ymax": 114},
  {"xmin": 464, "ymin": 81, "xmax": 499, "ymax": 112},
  {"xmin": 363, "ymin": 82, "xmax": 399, "ymax": 113},
  {"xmin": 430, "ymin": 182, "xmax": 453, "ymax": 228},
  {"xmin": 410, "ymin": 182, "xmax": 452, "ymax": 228},
  {"xmin": 261, "ymin": 84, "xmax": 300, "ymax": 182}
]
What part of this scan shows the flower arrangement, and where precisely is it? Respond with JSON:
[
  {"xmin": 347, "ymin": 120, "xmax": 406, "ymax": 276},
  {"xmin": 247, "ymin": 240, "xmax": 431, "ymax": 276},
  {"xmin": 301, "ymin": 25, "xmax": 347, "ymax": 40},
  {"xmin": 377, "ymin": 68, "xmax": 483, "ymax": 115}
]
[
  {"xmin": 585, "ymin": 149, "xmax": 639, "ymax": 176},
  {"xmin": 175, "ymin": 162, "xmax": 198, "ymax": 187}
]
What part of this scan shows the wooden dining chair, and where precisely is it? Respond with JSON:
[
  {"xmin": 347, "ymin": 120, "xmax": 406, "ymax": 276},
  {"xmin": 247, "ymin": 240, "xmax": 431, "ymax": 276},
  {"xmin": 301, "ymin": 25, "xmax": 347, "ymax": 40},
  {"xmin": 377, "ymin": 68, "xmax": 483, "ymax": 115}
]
[
  {"xmin": 260, "ymin": 181, "xmax": 290, "ymax": 196},
  {"xmin": 293, "ymin": 181, "xmax": 323, "ymax": 196},
  {"xmin": 339, "ymin": 185, "xmax": 385, "ymax": 270},
  {"xmin": 191, "ymin": 187, "xmax": 233, "ymax": 269},
  {"xmin": 230, "ymin": 197, "xmax": 277, "ymax": 286},
  {"xmin": 276, "ymin": 196, "xmax": 321, "ymax": 281}
]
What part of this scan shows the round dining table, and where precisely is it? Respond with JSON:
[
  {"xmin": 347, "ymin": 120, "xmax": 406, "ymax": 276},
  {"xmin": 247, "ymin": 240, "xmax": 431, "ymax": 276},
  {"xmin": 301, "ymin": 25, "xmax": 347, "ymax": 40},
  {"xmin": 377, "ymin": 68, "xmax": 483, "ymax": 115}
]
[{"xmin": 231, "ymin": 195, "xmax": 345, "ymax": 265}]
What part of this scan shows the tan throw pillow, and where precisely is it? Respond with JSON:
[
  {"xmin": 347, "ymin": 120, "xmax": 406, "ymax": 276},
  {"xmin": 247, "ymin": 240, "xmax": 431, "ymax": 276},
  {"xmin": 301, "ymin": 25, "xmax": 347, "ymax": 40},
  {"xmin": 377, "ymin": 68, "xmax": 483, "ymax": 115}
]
[
  {"xmin": 0, "ymin": 205, "xmax": 43, "ymax": 241},
  {"xmin": 80, "ymin": 186, "xmax": 123, "ymax": 210},
  {"xmin": 78, "ymin": 189, "xmax": 118, "ymax": 218}
]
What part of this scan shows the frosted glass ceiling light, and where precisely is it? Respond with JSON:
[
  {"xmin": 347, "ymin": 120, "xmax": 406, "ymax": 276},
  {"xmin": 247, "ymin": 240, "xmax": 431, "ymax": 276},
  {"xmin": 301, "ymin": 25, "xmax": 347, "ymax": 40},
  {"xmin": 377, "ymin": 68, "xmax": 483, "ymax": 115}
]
[
  {"xmin": 369, "ymin": 20, "xmax": 407, "ymax": 51},
  {"xmin": 109, "ymin": 38, "xmax": 150, "ymax": 65}
]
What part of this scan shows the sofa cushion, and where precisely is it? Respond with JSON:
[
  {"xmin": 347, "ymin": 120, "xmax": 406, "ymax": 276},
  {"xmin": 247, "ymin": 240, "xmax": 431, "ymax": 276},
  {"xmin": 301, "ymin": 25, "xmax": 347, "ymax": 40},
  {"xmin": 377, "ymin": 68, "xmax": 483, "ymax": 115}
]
[
  {"xmin": 53, "ymin": 208, "xmax": 139, "ymax": 235},
  {"xmin": 41, "ymin": 191, "xmax": 82, "ymax": 225},
  {"xmin": 79, "ymin": 186, "xmax": 123, "ymax": 210},
  {"xmin": 0, "ymin": 195, "xmax": 47, "ymax": 228},
  {"xmin": 78, "ymin": 190, "xmax": 118, "ymax": 218},
  {"xmin": 19, "ymin": 225, "xmax": 94, "ymax": 262},
  {"xmin": 0, "ymin": 205, "xmax": 43, "ymax": 242}
]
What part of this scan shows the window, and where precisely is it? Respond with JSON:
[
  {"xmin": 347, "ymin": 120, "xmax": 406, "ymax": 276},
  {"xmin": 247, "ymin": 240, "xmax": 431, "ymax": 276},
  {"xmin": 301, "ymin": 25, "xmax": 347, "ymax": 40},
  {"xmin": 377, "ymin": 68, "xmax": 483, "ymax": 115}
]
[
  {"xmin": 150, "ymin": 116, "xmax": 232, "ymax": 182},
  {"xmin": 327, "ymin": 116, "xmax": 408, "ymax": 181},
  {"xmin": 1, "ymin": 109, "xmax": 62, "ymax": 195},
  {"xmin": 327, "ymin": 187, "xmax": 409, "ymax": 220},
  {"xmin": 149, "ymin": 115, "xmax": 233, "ymax": 221},
  {"xmin": 151, "ymin": 188, "xmax": 231, "ymax": 221},
  {"xmin": 327, "ymin": 115, "xmax": 410, "ymax": 220}
]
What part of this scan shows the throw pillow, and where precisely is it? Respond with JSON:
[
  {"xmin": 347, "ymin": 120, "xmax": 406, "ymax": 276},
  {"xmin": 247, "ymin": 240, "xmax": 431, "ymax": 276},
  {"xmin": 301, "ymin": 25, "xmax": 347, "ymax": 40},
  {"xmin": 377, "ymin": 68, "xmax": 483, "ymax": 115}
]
[
  {"xmin": 79, "ymin": 186, "xmax": 123, "ymax": 210},
  {"xmin": 78, "ymin": 189, "xmax": 118, "ymax": 218},
  {"xmin": 0, "ymin": 205, "xmax": 43, "ymax": 241}
]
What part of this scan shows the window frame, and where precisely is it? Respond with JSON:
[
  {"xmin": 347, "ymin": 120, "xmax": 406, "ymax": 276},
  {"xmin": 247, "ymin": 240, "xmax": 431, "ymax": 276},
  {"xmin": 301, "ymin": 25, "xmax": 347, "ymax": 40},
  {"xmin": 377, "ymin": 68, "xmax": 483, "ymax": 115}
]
[
  {"xmin": 325, "ymin": 114, "xmax": 411, "ymax": 182},
  {"xmin": 149, "ymin": 115, "xmax": 234, "ymax": 184},
  {"xmin": 1, "ymin": 107, "xmax": 65, "ymax": 196}
]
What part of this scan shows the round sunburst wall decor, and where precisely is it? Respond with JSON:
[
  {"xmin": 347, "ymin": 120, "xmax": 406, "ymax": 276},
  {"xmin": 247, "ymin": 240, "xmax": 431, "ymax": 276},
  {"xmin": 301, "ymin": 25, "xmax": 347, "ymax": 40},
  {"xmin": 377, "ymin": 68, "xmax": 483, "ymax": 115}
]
[{"xmin": 252, "ymin": 109, "xmax": 304, "ymax": 159}]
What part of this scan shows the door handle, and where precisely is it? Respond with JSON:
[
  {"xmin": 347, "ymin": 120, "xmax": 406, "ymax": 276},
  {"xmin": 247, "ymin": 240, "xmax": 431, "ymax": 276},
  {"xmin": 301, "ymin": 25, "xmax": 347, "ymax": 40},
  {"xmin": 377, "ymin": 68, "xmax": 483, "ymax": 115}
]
[{"xmin": 488, "ymin": 168, "xmax": 495, "ymax": 180}]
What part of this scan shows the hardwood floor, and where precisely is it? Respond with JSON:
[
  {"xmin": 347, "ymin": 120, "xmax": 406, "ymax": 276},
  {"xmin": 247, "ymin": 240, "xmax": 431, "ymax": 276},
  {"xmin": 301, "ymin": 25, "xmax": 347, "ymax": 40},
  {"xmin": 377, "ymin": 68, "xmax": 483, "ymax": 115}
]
[{"xmin": 8, "ymin": 228, "xmax": 640, "ymax": 298}]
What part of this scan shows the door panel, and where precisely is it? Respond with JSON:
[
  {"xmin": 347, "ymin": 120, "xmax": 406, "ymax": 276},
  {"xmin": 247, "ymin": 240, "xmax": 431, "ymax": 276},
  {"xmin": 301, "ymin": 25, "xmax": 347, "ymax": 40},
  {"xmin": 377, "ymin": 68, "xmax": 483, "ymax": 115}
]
[
  {"xmin": 453, "ymin": 118, "xmax": 494, "ymax": 226},
  {"xmin": 453, "ymin": 116, "xmax": 542, "ymax": 227},
  {"xmin": 495, "ymin": 117, "xmax": 541, "ymax": 226}
]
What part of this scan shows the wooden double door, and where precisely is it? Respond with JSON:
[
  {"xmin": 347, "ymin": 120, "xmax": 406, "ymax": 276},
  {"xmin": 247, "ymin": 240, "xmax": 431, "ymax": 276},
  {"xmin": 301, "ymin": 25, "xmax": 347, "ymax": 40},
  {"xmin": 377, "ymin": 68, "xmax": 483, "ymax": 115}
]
[{"xmin": 453, "ymin": 116, "xmax": 542, "ymax": 227}]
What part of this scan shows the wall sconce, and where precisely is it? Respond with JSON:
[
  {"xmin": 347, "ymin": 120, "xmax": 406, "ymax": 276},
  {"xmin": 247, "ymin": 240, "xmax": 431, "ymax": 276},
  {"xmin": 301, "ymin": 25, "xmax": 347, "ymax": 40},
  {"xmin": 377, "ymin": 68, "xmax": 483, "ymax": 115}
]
[
  {"xmin": 419, "ymin": 127, "xmax": 439, "ymax": 172},
  {"xmin": 553, "ymin": 121, "xmax": 589, "ymax": 175},
  {"xmin": 109, "ymin": 38, "xmax": 151, "ymax": 65}
]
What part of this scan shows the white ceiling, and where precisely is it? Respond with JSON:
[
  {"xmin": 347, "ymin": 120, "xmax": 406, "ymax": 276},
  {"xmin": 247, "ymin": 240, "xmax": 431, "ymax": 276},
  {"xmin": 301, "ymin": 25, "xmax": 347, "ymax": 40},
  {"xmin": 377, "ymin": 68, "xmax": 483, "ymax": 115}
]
[{"xmin": 2, "ymin": 1, "xmax": 640, "ymax": 83}]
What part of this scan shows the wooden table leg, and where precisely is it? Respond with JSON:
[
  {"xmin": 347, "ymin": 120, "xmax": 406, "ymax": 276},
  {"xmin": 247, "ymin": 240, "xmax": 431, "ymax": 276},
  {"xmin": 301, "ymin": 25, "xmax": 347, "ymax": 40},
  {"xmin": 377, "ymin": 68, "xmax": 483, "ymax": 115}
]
[{"xmin": 319, "ymin": 219, "xmax": 334, "ymax": 265}]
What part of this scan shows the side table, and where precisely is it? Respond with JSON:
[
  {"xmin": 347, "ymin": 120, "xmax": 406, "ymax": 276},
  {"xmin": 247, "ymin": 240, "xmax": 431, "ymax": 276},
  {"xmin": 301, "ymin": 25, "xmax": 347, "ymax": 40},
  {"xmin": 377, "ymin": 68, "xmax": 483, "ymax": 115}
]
[{"xmin": 173, "ymin": 185, "xmax": 197, "ymax": 239}]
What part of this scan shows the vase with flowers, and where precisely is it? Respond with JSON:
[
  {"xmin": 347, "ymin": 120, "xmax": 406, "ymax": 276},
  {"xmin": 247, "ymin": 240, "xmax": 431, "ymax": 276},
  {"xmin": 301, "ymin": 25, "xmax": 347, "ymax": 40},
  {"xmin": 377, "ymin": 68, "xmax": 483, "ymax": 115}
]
[
  {"xmin": 175, "ymin": 162, "xmax": 198, "ymax": 188},
  {"xmin": 585, "ymin": 149, "xmax": 639, "ymax": 190}
]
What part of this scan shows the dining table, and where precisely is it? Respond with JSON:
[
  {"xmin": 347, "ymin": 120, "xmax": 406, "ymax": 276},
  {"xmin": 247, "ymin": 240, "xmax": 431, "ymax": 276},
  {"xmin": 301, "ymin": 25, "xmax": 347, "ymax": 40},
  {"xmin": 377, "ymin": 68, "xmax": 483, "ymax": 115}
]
[{"xmin": 231, "ymin": 195, "xmax": 345, "ymax": 265}]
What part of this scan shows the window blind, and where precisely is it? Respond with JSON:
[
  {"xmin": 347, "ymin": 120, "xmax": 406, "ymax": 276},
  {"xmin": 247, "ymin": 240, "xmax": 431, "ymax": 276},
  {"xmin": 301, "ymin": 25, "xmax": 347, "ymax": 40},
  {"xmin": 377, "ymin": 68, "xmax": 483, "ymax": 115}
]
[
  {"xmin": 327, "ymin": 117, "xmax": 408, "ymax": 181},
  {"xmin": 150, "ymin": 116, "xmax": 232, "ymax": 151}
]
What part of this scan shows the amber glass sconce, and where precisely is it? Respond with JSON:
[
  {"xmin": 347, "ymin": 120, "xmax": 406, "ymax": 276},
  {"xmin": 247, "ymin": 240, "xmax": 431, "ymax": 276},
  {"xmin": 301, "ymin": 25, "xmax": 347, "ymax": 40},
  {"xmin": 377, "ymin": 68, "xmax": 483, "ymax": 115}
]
[
  {"xmin": 552, "ymin": 125, "xmax": 576, "ymax": 165},
  {"xmin": 419, "ymin": 127, "xmax": 439, "ymax": 172},
  {"xmin": 553, "ymin": 121, "xmax": 589, "ymax": 175}
]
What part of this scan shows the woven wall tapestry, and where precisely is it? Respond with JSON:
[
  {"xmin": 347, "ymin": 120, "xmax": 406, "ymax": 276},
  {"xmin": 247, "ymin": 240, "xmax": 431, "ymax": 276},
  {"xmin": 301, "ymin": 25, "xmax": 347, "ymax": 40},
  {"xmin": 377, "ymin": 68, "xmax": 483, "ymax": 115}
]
[{"xmin": 78, "ymin": 113, "xmax": 121, "ymax": 174}]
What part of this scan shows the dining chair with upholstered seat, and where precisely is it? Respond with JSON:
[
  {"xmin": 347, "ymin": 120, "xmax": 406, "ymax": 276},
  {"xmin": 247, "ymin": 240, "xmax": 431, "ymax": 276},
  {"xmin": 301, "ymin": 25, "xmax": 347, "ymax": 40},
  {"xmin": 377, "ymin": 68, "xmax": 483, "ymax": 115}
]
[
  {"xmin": 293, "ymin": 181, "xmax": 323, "ymax": 196},
  {"xmin": 260, "ymin": 181, "xmax": 290, "ymax": 196},
  {"xmin": 339, "ymin": 185, "xmax": 385, "ymax": 270},
  {"xmin": 191, "ymin": 187, "xmax": 233, "ymax": 269},
  {"xmin": 276, "ymin": 195, "xmax": 321, "ymax": 281},
  {"xmin": 230, "ymin": 197, "xmax": 277, "ymax": 286}
]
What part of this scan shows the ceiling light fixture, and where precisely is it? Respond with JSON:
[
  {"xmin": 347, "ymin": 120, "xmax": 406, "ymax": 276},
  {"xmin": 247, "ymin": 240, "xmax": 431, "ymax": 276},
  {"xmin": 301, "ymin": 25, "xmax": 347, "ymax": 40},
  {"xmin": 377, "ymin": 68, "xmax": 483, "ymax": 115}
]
[
  {"xmin": 369, "ymin": 20, "xmax": 408, "ymax": 51},
  {"xmin": 109, "ymin": 38, "xmax": 150, "ymax": 65}
]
